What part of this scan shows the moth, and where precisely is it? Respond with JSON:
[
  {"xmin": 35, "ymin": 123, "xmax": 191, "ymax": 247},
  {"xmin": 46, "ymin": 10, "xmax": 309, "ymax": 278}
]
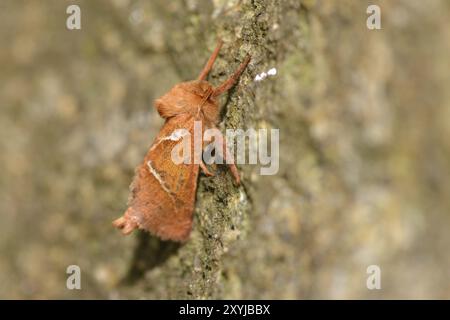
[{"xmin": 113, "ymin": 40, "xmax": 251, "ymax": 242}]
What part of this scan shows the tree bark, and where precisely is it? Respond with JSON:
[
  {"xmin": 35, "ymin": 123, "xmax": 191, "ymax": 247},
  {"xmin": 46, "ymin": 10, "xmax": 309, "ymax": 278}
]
[{"xmin": 1, "ymin": 0, "xmax": 449, "ymax": 299}]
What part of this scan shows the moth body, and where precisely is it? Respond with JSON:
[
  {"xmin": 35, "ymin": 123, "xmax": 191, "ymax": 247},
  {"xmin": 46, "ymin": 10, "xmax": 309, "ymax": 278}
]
[{"xmin": 113, "ymin": 41, "xmax": 251, "ymax": 241}]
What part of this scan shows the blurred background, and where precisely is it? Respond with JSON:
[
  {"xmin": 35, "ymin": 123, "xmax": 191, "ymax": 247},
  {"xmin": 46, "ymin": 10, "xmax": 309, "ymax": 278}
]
[{"xmin": 0, "ymin": 0, "xmax": 449, "ymax": 299}]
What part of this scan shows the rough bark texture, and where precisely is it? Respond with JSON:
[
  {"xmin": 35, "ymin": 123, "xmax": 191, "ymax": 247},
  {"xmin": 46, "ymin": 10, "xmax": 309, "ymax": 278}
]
[{"xmin": 1, "ymin": 0, "xmax": 449, "ymax": 299}]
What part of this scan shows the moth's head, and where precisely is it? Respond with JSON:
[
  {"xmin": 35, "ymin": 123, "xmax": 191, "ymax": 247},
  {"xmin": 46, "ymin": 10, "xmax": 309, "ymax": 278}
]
[
  {"xmin": 179, "ymin": 80, "xmax": 214, "ymax": 98},
  {"xmin": 155, "ymin": 80, "xmax": 217, "ymax": 119}
]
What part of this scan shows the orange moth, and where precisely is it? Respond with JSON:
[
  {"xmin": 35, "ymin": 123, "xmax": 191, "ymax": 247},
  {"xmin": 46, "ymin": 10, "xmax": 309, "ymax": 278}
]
[{"xmin": 112, "ymin": 40, "xmax": 251, "ymax": 241}]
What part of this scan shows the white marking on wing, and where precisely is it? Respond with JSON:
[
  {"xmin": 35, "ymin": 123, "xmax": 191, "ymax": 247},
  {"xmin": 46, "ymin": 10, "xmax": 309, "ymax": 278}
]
[
  {"xmin": 147, "ymin": 160, "xmax": 172, "ymax": 195},
  {"xmin": 150, "ymin": 129, "xmax": 189, "ymax": 151}
]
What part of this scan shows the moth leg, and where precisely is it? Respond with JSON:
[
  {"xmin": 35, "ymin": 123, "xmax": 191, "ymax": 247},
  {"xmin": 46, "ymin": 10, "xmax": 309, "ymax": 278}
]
[
  {"xmin": 200, "ymin": 161, "xmax": 215, "ymax": 177},
  {"xmin": 212, "ymin": 54, "xmax": 251, "ymax": 97},
  {"xmin": 113, "ymin": 207, "xmax": 138, "ymax": 235},
  {"xmin": 211, "ymin": 129, "xmax": 241, "ymax": 185},
  {"xmin": 197, "ymin": 40, "xmax": 223, "ymax": 81},
  {"xmin": 227, "ymin": 163, "xmax": 240, "ymax": 186}
]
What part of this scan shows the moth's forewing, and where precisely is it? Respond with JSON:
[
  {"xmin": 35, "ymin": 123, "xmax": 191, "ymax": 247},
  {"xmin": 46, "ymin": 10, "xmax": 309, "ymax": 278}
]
[{"xmin": 127, "ymin": 116, "xmax": 199, "ymax": 241}]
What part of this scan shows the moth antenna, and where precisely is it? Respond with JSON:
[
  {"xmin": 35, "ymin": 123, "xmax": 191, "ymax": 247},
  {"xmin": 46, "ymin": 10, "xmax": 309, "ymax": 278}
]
[
  {"xmin": 213, "ymin": 54, "xmax": 251, "ymax": 97},
  {"xmin": 197, "ymin": 39, "xmax": 223, "ymax": 81}
]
